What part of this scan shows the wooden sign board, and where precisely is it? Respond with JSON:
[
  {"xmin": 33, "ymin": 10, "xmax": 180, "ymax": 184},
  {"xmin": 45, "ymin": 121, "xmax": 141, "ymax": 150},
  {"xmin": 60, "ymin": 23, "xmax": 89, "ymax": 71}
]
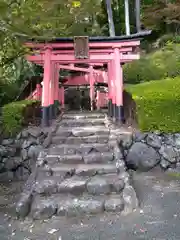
[{"xmin": 74, "ymin": 36, "xmax": 89, "ymax": 59}]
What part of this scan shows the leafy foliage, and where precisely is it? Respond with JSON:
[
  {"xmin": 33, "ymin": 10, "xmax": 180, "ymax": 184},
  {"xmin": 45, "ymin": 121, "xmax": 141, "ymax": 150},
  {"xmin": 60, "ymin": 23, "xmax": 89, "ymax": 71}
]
[
  {"xmin": 0, "ymin": 0, "xmax": 102, "ymax": 106},
  {"xmin": 2, "ymin": 99, "xmax": 40, "ymax": 136},
  {"xmin": 124, "ymin": 43, "xmax": 180, "ymax": 84},
  {"xmin": 142, "ymin": 0, "xmax": 180, "ymax": 34},
  {"xmin": 127, "ymin": 77, "xmax": 180, "ymax": 133},
  {"xmin": 0, "ymin": 57, "xmax": 38, "ymax": 106}
]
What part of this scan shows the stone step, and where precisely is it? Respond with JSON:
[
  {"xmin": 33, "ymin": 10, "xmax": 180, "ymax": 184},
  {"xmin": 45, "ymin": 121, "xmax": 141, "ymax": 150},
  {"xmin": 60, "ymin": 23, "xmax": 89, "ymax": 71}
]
[
  {"xmin": 30, "ymin": 193, "xmax": 125, "ymax": 219},
  {"xmin": 60, "ymin": 118, "xmax": 105, "ymax": 127},
  {"xmin": 45, "ymin": 154, "xmax": 84, "ymax": 165},
  {"xmin": 46, "ymin": 151, "xmax": 114, "ymax": 164},
  {"xmin": 45, "ymin": 150, "xmax": 115, "ymax": 165},
  {"xmin": 51, "ymin": 134, "xmax": 114, "ymax": 145},
  {"xmin": 40, "ymin": 163, "xmax": 118, "ymax": 177},
  {"xmin": 56, "ymin": 126, "xmax": 109, "ymax": 137},
  {"xmin": 62, "ymin": 112, "xmax": 106, "ymax": 120},
  {"xmin": 48, "ymin": 143, "xmax": 112, "ymax": 155},
  {"xmin": 33, "ymin": 174, "xmax": 125, "ymax": 196},
  {"xmin": 48, "ymin": 143, "xmax": 112, "ymax": 156},
  {"xmin": 83, "ymin": 151, "xmax": 114, "ymax": 164}
]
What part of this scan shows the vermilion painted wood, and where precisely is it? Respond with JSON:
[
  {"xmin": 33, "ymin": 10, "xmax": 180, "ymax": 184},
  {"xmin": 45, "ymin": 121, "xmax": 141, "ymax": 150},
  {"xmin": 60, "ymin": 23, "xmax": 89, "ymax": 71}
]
[
  {"xmin": 63, "ymin": 75, "xmax": 89, "ymax": 85},
  {"xmin": 64, "ymin": 72, "xmax": 107, "ymax": 85},
  {"xmin": 26, "ymin": 53, "xmax": 139, "ymax": 63},
  {"xmin": 58, "ymin": 65, "xmax": 94, "ymax": 73},
  {"xmin": 42, "ymin": 48, "xmax": 51, "ymax": 107},
  {"xmin": 96, "ymin": 91, "xmax": 108, "ymax": 109},
  {"xmin": 28, "ymin": 59, "xmax": 133, "ymax": 66},
  {"xmin": 107, "ymin": 62, "xmax": 112, "ymax": 101},
  {"xmin": 89, "ymin": 66, "xmax": 95, "ymax": 110},
  {"xmin": 54, "ymin": 64, "xmax": 59, "ymax": 101},
  {"xmin": 89, "ymin": 63, "xmax": 104, "ymax": 66},
  {"xmin": 59, "ymin": 65, "xmax": 108, "ymax": 79},
  {"xmin": 25, "ymin": 40, "xmax": 140, "ymax": 49},
  {"xmin": 36, "ymin": 84, "xmax": 42, "ymax": 101},
  {"xmin": 51, "ymin": 47, "xmax": 133, "ymax": 54},
  {"xmin": 114, "ymin": 48, "xmax": 123, "ymax": 106},
  {"xmin": 110, "ymin": 61, "xmax": 116, "ymax": 105},
  {"xmin": 49, "ymin": 63, "xmax": 55, "ymax": 105},
  {"xmin": 25, "ymin": 38, "xmax": 142, "ymax": 122}
]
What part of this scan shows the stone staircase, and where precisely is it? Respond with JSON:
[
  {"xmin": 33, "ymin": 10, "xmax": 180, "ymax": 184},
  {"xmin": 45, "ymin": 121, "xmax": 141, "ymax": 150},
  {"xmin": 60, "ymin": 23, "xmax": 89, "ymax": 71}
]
[{"xmin": 16, "ymin": 111, "xmax": 138, "ymax": 220}]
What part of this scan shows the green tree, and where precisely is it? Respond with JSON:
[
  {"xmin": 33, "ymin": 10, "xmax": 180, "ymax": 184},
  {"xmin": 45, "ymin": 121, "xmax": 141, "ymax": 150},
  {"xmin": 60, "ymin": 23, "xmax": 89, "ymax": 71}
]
[
  {"xmin": 142, "ymin": 0, "xmax": 180, "ymax": 35},
  {"xmin": 0, "ymin": 0, "xmax": 102, "ymax": 65},
  {"xmin": 0, "ymin": 0, "xmax": 103, "ymax": 105}
]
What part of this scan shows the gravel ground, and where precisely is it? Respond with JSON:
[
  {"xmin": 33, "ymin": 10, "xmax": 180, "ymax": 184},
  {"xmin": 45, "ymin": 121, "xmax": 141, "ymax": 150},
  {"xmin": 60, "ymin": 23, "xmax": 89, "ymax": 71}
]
[{"xmin": 1, "ymin": 170, "xmax": 180, "ymax": 240}]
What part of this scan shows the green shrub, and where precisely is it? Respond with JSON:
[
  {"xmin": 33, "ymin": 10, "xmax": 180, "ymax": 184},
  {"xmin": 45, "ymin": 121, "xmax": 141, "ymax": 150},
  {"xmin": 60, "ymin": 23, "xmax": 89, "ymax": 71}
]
[
  {"xmin": 2, "ymin": 99, "xmax": 40, "ymax": 136},
  {"xmin": 156, "ymin": 34, "xmax": 180, "ymax": 48},
  {"xmin": 124, "ymin": 43, "xmax": 180, "ymax": 84},
  {"xmin": 127, "ymin": 77, "xmax": 180, "ymax": 133},
  {"xmin": 124, "ymin": 57, "xmax": 164, "ymax": 84}
]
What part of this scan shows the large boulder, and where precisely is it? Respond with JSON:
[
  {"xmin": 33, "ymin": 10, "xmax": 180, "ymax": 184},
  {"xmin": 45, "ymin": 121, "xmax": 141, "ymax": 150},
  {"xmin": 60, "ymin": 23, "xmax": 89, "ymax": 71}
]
[{"xmin": 126, "ymin": 142, "xmax": 160, "ymax": 171}]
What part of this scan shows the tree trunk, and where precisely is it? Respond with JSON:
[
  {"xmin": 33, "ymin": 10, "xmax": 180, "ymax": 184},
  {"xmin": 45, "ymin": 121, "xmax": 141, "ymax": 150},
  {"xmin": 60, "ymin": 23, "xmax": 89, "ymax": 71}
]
[
  {"xmin": 124, "ymin": 0, "xmax": 130, "ymax": 35},
  {"xmin": 135, "ymin": 0, "xmax": 141, "ymax": 32},
  {"xmin": 105, "ymin": 0, "xmax": 115, "ymax": 36}
]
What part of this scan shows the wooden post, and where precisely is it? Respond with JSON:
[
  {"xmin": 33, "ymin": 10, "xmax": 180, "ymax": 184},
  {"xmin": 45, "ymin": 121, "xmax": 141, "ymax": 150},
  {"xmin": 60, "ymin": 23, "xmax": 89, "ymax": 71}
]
[
  {"xmin": 89, "ymin": 66, "xmax": 95, "ymax": 111},
  {"xmin": 54, "ymin": 64, "xmax": 59, "ymax": 102},
  {"xmin": 36, "ymin": 83, "xmax": 41, "ymax": 101},
  {"xmin": 41, "ymin": 47, "xmax": 51, "ymax": 127},
  {"xmin": 107, "ymin": 62, "xmax": 113, "ymax": 117},
  {"xmin": 109, "ymin": 60, "xmax": 116, "ymax": 119},
  {"xmin": 114, "ymin": 48, "xmax": 124, "ymax": 122},
  {"xmin": 54, "ymin": 64, "xmax": 59, "ymax": 117},
  {"xmin": 49, "ymin": 62, "xmax": 55, "ymax": 121}
]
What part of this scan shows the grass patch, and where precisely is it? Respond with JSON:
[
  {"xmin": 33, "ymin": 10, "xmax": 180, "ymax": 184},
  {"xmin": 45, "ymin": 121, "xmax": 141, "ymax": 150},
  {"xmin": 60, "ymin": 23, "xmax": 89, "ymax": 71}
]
[
  {"xmin": 2, "ymin": 99, "xmax": 40, "ymax": 136},
  {"xmin": 126, "ymin": 77, "xmax": 180, "ymax": 133}
]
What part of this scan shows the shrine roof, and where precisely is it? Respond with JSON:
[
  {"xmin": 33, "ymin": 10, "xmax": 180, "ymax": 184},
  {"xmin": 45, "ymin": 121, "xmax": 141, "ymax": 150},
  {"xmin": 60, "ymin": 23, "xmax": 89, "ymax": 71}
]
[{"xmin": 23, "ymin": 30, "xmax": 151, "ymax": 43}]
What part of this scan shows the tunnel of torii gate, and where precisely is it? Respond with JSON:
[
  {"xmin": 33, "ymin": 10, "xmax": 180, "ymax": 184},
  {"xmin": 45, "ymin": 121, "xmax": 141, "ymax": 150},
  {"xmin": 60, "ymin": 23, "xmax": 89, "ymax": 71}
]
[{"xmin": 25, "ymin": 31, "xmax": 150, "ymax": 127}]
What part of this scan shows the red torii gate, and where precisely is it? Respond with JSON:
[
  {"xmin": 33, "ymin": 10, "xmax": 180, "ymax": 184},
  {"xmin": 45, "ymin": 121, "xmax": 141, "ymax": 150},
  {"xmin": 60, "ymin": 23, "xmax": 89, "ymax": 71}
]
[{"xmin": 25, "ymin": 31, "xmax": 150, "ymax": 126}]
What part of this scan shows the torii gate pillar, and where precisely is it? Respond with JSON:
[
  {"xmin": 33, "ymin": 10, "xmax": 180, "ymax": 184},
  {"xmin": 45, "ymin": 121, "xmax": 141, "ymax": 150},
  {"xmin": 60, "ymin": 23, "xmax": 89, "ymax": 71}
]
[
  {"xmin": 54, "ymin": 64, "xmax": 60, "ymax": 117},
  {"xmin": 49, "ymin": 62, "xmax": 56, "ymax": 122},
  {"xmin": 114, "ymin": 48, "xmax": 124, "ymax": 122},
  {"xmin": 107, "ymin": 62, "xmax": 113, "ymax": 117},
  {"xmin": 110, "ymin": 61, "xmax": 116, "ymax": 120},
  {"xmin": 41, "ymin": 47, "xmax": 52, "ymax": 127},
  {"xmin": 89, "ymin": 66, "xmax": 95, "ymax": 111}
]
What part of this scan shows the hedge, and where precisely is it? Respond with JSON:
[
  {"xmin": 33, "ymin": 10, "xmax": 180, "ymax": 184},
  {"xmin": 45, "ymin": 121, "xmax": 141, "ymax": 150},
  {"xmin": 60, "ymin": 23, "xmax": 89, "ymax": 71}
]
[
  {"xmin": 127, "ymin": 77, "xmax": 180, "ymax": 133},
  {"xmin": 123, "ymin": 43, "xmax": 180, "ymax": 84},
  {"xmin": 2, "ymin": 100, "xmax": 40, "ymax": 136}
]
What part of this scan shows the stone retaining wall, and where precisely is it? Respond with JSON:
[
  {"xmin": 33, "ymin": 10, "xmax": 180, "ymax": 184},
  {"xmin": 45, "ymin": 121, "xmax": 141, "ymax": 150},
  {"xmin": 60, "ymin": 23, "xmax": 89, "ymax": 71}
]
[
  {"xmin": 118, "ymin": 131, "xmax": 180, "ymax": 173},
  {"xmin": 0, "ymin": 127, "xmax": 50, "ymax": 182}
]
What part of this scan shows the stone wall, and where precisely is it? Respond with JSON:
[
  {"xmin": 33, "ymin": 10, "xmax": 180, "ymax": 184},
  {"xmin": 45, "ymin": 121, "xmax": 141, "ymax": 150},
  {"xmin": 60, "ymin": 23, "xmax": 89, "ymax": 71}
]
[
  {"xmin": 0, "ymin": 127, "xmax": 49, "ymax": 182},
  {"xmin": 118, "ymin": 131, "xmax": 180, "ymax": 173}
]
